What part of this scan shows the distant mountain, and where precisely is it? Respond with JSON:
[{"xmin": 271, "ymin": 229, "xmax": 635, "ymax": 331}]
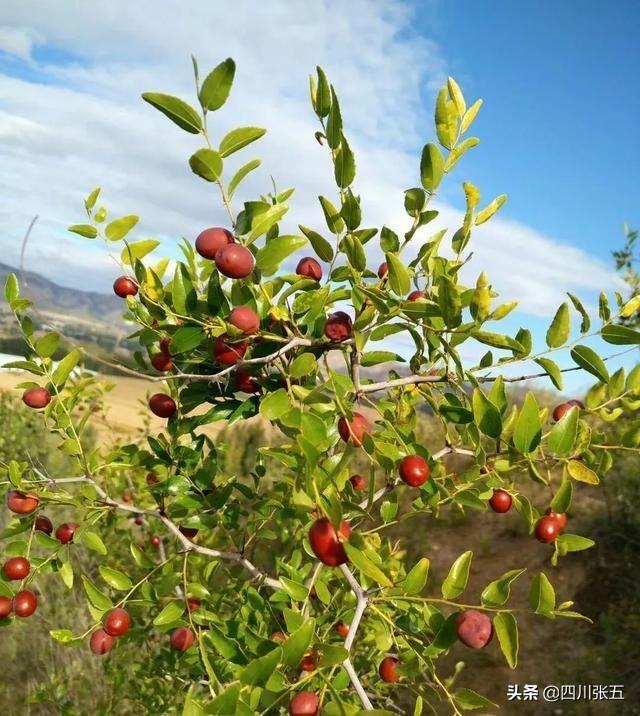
[{"xmin": 0, "ymin": 263, "xmax": 123, "ymax": 323}]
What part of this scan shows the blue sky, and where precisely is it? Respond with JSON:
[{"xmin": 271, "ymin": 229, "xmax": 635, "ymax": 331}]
[{"xmin": 0, "ymin": 0, "xmax": 637, "ymax": 392}]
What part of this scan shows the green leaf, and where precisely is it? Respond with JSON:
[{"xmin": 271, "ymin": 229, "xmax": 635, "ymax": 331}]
[
  {"xmin": 551, "ymin": 479, "xmax": 572, "ymax": 513},
  {"xmin": 402, "ymin": 558, "xmax": 430, "ymax": 595},
  {"xmin": 299, "ymin": 225, "xmax": 334, "ymax": 262},
  {"xmin": 35, "ymin": 332, "xmax": 60, "ymax": 359},
  {"xmin": 441, "ymin": 551, "xmax": 472, "ymax": 599},
  {"xmin": 481, "ymin": 569, "xmax": 526, "ymax": 607},
  {"xmin": 259, "ymin": 389, "xmax": 291, "ymax": 421},
  {"xmin": 454, "ymin": 688, "xmax": 497, "ymax": 711},
  {"xmin": 326, "ymin": 86, "xmax": 342, "ymax": 149},
  {"xmin": 533, "ymin": 357, "xmax": 563, "ymax": 390},
  {"xmin": 314, "ymin": 67, "xmax": 331, "ymax": 118},
  {"xmin": 438, "ymin": 275, "xmax": 461, "ymax": 328},
  {"xmin": 570, "ymin": 345, "xmax": 609, "ymax": 383},
  {"xmin": 493, "ymin": 612, "xmax": 518, "ymax": 668},
  {"xmin": 461, "ymin": 99, "xmax": 483, "ymax": 132},
  {"xmin": 199, "ymin": 58, "xmax": 235, "ymax": 111},
  {"xmin": 620, "ymin": 295, "xmax": 640, "ymax": 318},
  {"xmin": 68, "ymin": 224, "xmax": 98, "ymax": 239},
  {"xmin": 566, "ymin": 460, "xmax": 599, "ymax": 485},
  {"xmin": 256, "ymin": 235, "xmax": 307, "ymax": 273},
  {"xmin": 282, "ymin": 619, "xmax": 315, "ymax": 668},
  {"xmin": 601, "ymin": 324, "xmax": 640, "ymax": 345},
  {"xmin": 471, "ymin": 331, "xmax": 523, "ymax": 353},
  {"xmin": 528, "ymin": 573, "xmax": 555, "ymax": 616},
  {"xmin": 247, "ymin": 204, "xmax": 288, "ymax": 242},
  {"xmin": 169, "ymin": 326, "xmax": 205, "ymax": 354},
  {"xmin": 228, "ymin": 160, "xmax": 261, "ymax": 199},
  {"xmin": 240, "ymin": 645, "xmax": 281, "ymax": 687},
  {"xmin": 557, "ymin": 534, "xmax": 595, "ymax": 552},
  {"xmin": 153, "ymin": 600, "xmax": 185, "ymax": 626},
  {"xmin": 548, "ymin": 406, "xmax": 579, "ymax": 456},
  {"xmin": 81, "ymin": 576, "xmax": 113, "ymax": 612},
  {"xmin": 189, "ymin": 148, "xmax": 223, "ymax": 182},
  {"xmin": 568, "ymin": 293, "xmax": 591, "ymax": 333},
  {"xmin": 319, "ymin": 196, "xmax": 344, "ymax": 234},
  {"xmin": 76, "ymin": 529, "xmax": 107, "ymax": 555},
  {"xmin": 172, "ymin": 263, "xmax": 197, "ymax": 314},
  {"xmin": 386, "ymin": 253, "xmax": 411, "ymax": 296},
  {"xmin": 546, "ymin": 302, "xmax": 570, "ymax": 348},
  {"xmin": 105, "ymin": 215, "xmax": 139, "ymax": 242},
  {"xmin": 50, "ymin": 628, "xmax": 83, "ymax": 646},
  {"xmin": 142, "ymin": 93, "xmax": 202, "ymax": 134},
  {"xmin": 420, "ymin": 143, "xmax": 444, "ymax": 193},
  {"xmin": 435, "ymin": 86, "xmax": 456, "ymax": 148},
  {"xmin": 475, "ymin": 194, "xmax": 507, "ymax": 225},
  {"xmin": 121, "ymin": 239, "xmax": 160, "ymax": 266},
  {"xmin": 4, "ymin": 273, "xmax": 19, "ymax": 303},
  {"xmin": 52, "ymin": 349, "xmax": 81, "ymax": 387},
  {"xmin": 335, "ymin": 135, "xmax": 356, "ymax": 188},
  {"xmin": 361, "ymin": 351, "xmax": 403, "ymax": 367},
  {"xmin": 513, "ymin": 392, "xmax": 541, "ymax": 454},
  {"xmin": 99, "ymin": 565, "xmax": 133, "ymax": 591},
  {"xmin": 279, "ymin": 577, "xmax": 308, "ymax": 602},
  {"xmin": 206, "ymin": 683, "xmax": 241, "ymax": 715},
  {"xmin": 472, "ymin": 389, "xmax": 502, "ymax": 438},
  {"xmin": 343, "ymin": 543, "xmax": 393, "ymax": 587},
  {"xmin": 59, "ymin": 560, "xmax": 74, "ymax": 589},
  {"xmin": 219, "ymin": 127, "xmax": 266, "ymax": 158}
]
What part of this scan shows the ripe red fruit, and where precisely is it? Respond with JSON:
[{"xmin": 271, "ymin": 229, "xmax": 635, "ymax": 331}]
[
  {"xmin": 0, "ymin": 596, "xmax": 12, "ymax": 618},
  {"xmin": 296, "ymin": 257, "xmax": 323, "ymax": 281},
  {"xmin": 3, "ymin": 556, "xmax": 30, "ymax": 580},
  {"xmin": 234, "ymin": 368, "xmax": 259, "ymax": 393},
  {"xmin": 146, "ymin": 472, "xmax": 158, "ymax": 486},
  {"xmin": 407, "ymin": 289, "xmax": 426, "ymax": 301},
  {"xmin": 113, "ymin": 276, "xmax": 138, "ymax": 298},
  {"xmin": 552, "ymin": 400, "xmax": 584, "ymax": 422},
  {"xmin": 215, "ymin": 243, "xmax": 254, "ymax": 279},
  {"xmin": 399, "ymin": 455, "xmax": 431, "ymax": 487},
  {"xmin": 104, "ymin": 608, "xmax": 131, "ymax": 637},
  {"xmin": 335, "ymin": 621, "xmax": 349, "ymax": 638},
  {"xmin": 379, "ymin": 656, "xmax": 400, "ymax": 683},
  {"xmin": 6, "ymin": 490, "xmax": 39, "ymax": 514},
  {"xmin": 150, "ymin": 535, "xmax": 160, "ymax": 548},
  {"xmin": 122, "ymin": 493, "xmax": 133, "ymax": 503},
  {"xmin": 300, "ymin": 652, "xmax": 316, "ymax": 671},
  {"xmin": 149, "ymin": 393, "xmax": 177, "ymax": 418},
  {"xmin": 378, "ymin": 262, "xmax": 389, "ymax": 280},
  {"xmin": 134, "ymin": 516, "xmax": 143, "ymax": 526},
  {"xmin": 456, "ymin": 610, "xmax": 493, "ymax": 649},
  {"xmin": 309, "ymin": 517, "xmax": 351, "ymax": 567},
  {"xmin": 535, "ymin": 515, "xmax": 561, "ymax": 543},
  {"xmin": 489, "ymin": 489, "xmax": 512, "ymax": 513},
  {"xmin": 213, "ymin": 335, "xmax": 248, "ymax": 365},
  {"xmin": 13, "ymin": 590, "xmax": 37, "ymax": 617},
  {"xmin": 289, "ymin": 691, "xmax": 319, "ymax": 716},
  {"xmin": 170, "ymin": 626, "xmax": 195, "ymax": 651},
  {"xmin": 349, "ymin": 474, "xmax": 366, "ymax": 491},
  {"xmin": 229, "ymin": 306, "xmax": 260, "ymax": 334},
  {"xmin": 545, "ymin": 508, "xmax": 568, "ymax": 532},
  {"xmin": 35, "ymin": 514, "xmax": 53, "ymax": 535},
  {"xmin": 187, "ymin": 597, "xmax": 201, "ymax": 612},
  {"xmin": 159, "ymin": 336, "xmax": 172, "ymax": 355},
  {"xmin": 338, "ymin": 412, "xmax": 371, "ymax": 447},
  {"xmin": 22, "ymin": 387, "xmax": 51, "ymax": 409},
  {"xmin": 324, "ymin": 311, "xmax": 352, "ymax": 342},
  {"xmin": 56, "ymin": 522, "xmax": 78, "ymax": 544},
  {"xmin": 195, "ymin": 227, "xmax": 234, "ymax": 260},
  {"xmin": 151, "ymin": 353, "xmax": 173, "ymax": 372},
  {"xmin": 90, "ymin": 628, "xmax": 114, "ymax": 655}
]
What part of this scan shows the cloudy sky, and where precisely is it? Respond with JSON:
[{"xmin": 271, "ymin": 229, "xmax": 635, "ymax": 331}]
[{"xmin": 1, "ymin": 0, "xmax": 639, "ymax": 389}]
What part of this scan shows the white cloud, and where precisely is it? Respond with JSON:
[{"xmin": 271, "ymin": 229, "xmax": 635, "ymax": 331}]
[{"xmin": 0, "ymin": 0, "xmax": 621, "ymax": 319}]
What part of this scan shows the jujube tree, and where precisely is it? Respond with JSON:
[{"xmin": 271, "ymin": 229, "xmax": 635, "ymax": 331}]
[{"xmin": 2, "ymin": 57, "xmax": 640, "ymax": 715}]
